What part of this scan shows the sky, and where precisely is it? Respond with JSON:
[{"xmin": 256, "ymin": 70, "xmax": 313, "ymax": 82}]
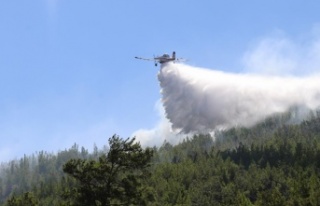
[{"xmin": 1, "ymin": 1, "xmax": 320, "ymax": 162}]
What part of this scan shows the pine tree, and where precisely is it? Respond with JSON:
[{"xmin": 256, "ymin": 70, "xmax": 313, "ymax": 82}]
[{"xmin": 63, "ymin": 135, "xmax": 154, "ymax": 205}]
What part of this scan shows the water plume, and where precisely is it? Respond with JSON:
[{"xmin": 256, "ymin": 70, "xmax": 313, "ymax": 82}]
[{"xmin": 158, "ymin": 63, "xmax": 320, "ymax": 133}]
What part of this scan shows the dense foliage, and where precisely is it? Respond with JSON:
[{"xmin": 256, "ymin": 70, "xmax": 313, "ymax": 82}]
[
  {"xmin": 1, "ymin": 110, "xmax": 320, "ymax": 205},
  {"xmin": 63, "ymin": 136, "xmax": 153, "ymax": 205}
]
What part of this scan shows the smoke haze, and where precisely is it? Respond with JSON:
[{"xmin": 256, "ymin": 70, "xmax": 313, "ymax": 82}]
[{"xmin": 132, "ymin": 101, "xmax": 185, "ymax": 147}]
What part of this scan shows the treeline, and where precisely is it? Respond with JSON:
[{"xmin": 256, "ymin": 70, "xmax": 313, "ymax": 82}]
[
  {"xmin": 0, "ymin": 144, "xmax": 94, "ymax": 205},
  {"xmin": 1, "ymin": 110, "xmax": 320, "ymax": 205}
]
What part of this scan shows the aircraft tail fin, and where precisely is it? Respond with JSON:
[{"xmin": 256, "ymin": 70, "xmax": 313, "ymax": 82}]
[{"xmin": 172, "ymin": 51, "xmax": 176, "ymax": 60}]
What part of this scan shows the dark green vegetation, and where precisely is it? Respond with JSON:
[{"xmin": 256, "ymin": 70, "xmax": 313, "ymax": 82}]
[{"xmin": 1, "ymin": 110, "xmax": 320, "ymax": 205}]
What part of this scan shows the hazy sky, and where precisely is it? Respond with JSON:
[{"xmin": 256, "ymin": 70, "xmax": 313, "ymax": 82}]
[{"xmin": 1, "ymin": 1, "xmax": 320, "ymax": 162}]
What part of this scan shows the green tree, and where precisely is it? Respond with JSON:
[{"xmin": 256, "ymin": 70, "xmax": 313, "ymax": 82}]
[
  {"xmin": 63, "ymin": 135, "xmax": 154, "ymax": 205},
  {"xmin": 5, "ymin": 192, "xmax": 38, "ymax": 206}
]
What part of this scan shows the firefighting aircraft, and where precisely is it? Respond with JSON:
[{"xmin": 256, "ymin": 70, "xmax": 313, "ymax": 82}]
[{"xmin": 135, "ymin": 51, "xmax": 184, "ymax": 66}]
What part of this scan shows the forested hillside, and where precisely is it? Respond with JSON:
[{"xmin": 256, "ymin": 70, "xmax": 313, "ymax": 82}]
[{"xmin": 1, "ymin": 110, "xmax": 320, "ymax": 205}]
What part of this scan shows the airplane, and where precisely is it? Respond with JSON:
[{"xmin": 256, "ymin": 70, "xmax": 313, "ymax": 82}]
[{"xmin": 135, "ymin": 51, "xmax": 184, "ymax": 66}]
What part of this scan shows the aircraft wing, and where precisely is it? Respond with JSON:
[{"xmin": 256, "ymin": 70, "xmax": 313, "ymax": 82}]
[{"xmin": 135, "ymin": 56, "xmax": 154, "ymax": 61}]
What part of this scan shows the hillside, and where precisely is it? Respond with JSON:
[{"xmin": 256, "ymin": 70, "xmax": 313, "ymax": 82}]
[{"xmin": 1, "ymin": 110, "xmax": 320, "ymax": 205}]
